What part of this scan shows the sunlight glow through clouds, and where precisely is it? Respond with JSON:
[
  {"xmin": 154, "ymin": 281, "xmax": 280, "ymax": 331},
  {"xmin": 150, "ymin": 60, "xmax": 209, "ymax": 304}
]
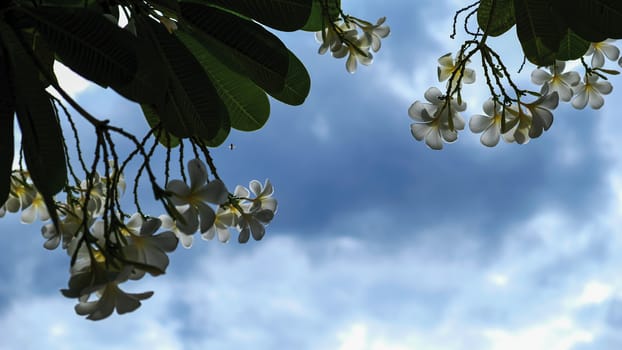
[
  {"xmin": 482, "ymin": 317, "xmax": 594, "ymax": 350},
  {"xmin": 574, "ymin": 281, "xmax": 613, "ymax": 307}
]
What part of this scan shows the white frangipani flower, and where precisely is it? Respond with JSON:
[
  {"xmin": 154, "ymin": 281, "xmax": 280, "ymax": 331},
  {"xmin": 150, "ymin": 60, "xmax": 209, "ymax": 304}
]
[
  {"xmin": 332, "ymin": 29, "xmax": 372, "ymax": 73},
  {"xmin": 586, "ymin": 39, "xmax": 620, "ymax": 68},
  {"xmin": 572, "ymin": 74, "xmax": 613, "ymax": 109},
  {"xmin": 5, "ymin": 173, "xmax": 34, "ymax": 213},
  {"xmin": 530, "ymin": 61, "xmax": 580, "ymax": 101},
  {"xmin": 409, "ymin": 87, "xmax": 466, "ymax": 150},
  {"xmin": 349, "ymin": 16, "xmax": 390, "ymax": 52},
  {"xmin": 501, "ymin": 92, "xmax": 559, "ymax": 144},
  {"xmin": 437, "ymin": 52, "xmax": 475, "ymax": 92},
  {"xmin": 74, "ymin": 267, "xmax": 153, "ymax": 321},
  {"xmin": 160, "ymin": 214, "xmax": 193, "ymax": 248},
  {"xmin": 41, "ymin": 210, "xmax": 83, "ymax": 250},
  {"xmin": 316, "ymin": 15, "xmax": 388, "ymax": 73},
  {"xmin": 316, "ymin": 22, "xmax": 346, "ymax": 55},
  {"xmin": 248, "ymin": 179, "xmax": 277, "ymax": 213},
  {"xmin": 469, "ymin": 99, "xmax": 514, "ymax": 147},
  {"xmin": 166, "ymin": 159, "xmax": 229, "ymax": 234},
  {"xmin": 80, "ymin": 172, "xmax": 107, "ymax": 217},
  {"xmin": 21, "ymin": 192, "xmax": 50, "ymax": 224},
  {"xmin": 202, "ymin": 207, "xmax": 237, "ymax": 243},
  {"xmin": 524, "ymin": 92, "xmax": 559, "ymax": 139},
  {"xmin": 237, "ymin": 209, "xmax": 274, "ymax": 243},
  {"xmin": 120, "ymin": 217, "xmax": 178, "ymax": 275}
]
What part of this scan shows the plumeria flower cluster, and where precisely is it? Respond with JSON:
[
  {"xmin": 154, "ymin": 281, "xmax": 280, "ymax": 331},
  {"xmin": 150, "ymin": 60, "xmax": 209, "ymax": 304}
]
[
  {"xmin": 470, "ymin": 93, "xmax": 559, "ymax": 146},
  {"xmin": 409, "ymin": 39, "xmax": 620, "ymax": 149},
  {"xmin": 0, "ymin": 158, "xmax": 277, "ymax": 320},
  {"xmin": 165, "ymin": 159, "xmax": 277, "ymax": 246},
  {"xmin": 316, "ymin": 14, "xmax": 390, "ymax": 73},
  {"xmin": 409, "ymin": 87, "xmax": 466, "ymax": 150},
  {"xmin": 408, "ymin": 51, "xmax": 474, "ymax": 149}
]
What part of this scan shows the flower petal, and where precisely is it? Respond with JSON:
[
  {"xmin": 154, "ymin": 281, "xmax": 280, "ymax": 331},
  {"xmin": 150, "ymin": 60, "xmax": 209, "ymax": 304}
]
[
  {"xmin": 197, "ymin": 202, "xmax": 216, "ymax": 233},
  {"xmin": 531, "ymin": 69, "xmax": 552, "ymax": 85},
  {"xmin": 588, "ymin": 89, "xmax": 605, "ymax": 109},
  {"xmin": 346, "ymin": 52, "xmax": 357, "ymax": 73},
  {"xmin": 187, "ymin": 159, "xmax": 208, "ymax": 190},
  {"xmin": 424, "ymin": 128, "xmax": 443, "ymax": 150},
  {"xmin": 469, "ymin": 115, "xmax": 493, "ymax": 133},
  {"xmin": 591, "ymin": 51, "xmax": 605, "ymax": 68},
  {"xmin": 166, "ymin": 180, "xmax": 191, "ymax": 205},
  {"xmin": 481, "ymin": 125, "xmax": 501, "ymax": 147},
  {"xmin": 197, "ymin": 179, "xmax": 228, "ymax": 204},
  {"xmin": 410, "ymin": 123, "xmax": 429, "ymax": 141},
  {"xmin": 176, "ymin": 207, "xmax": 198, "ymax": 235},
  {"xmin": 602, "ymin": 44, "xmax": 620, "ymax": 60},
  {"xmin": 20, "ymin": 204, "xmax": 37, "ymax": 224},
  {"xmin": 462, "ymin": 68, "xmax": 476, "ymax": 84},
  {"xmin": 424, "ymin": 87, "xmax": 443, "ymax": 105},
  {"xmin": 572, "ymin": 90, "xmax": 588, "ymax": 109}
]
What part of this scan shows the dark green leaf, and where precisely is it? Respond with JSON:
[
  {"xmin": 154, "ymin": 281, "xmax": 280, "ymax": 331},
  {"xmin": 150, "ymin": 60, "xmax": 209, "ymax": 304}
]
[
  {"xmin": 302, "ymin": 0, "xmax": 341, "ymax": 31},
  {"xmin": 136, "ymin": 15, "xmax": 226, "ymax": 140},
  {"xmin": 556, "ymin": 29, "xmax": 590, "ymax": 60},
  {"xmin": 0, "ymin": 21, "xmax": 66, "ymax": 225},
  {"xmin": 177, "ymin": 30, "xmax": 270, "ymax": 132},
  {"xmin": 268, "ymin": 50, "xmax": 310, "ymax": 106},
  {"xmin": 22, "ymin": 7, "xmax": 138, "ymax": 89},
  {"xmin": 477, "ymin": 0, "xmax": 515, "ymax": 36},
  {"xmin": 201, "ymin": 116, "xmax": 231, "ymax": 147},
  {"xmin": 0, "ymin": 46, "xmax": 14, "ymax": 205},
  {"xmin": 180, "ymin": 2, "xmax": 290, "ymax": 95},
  {"xmin": 149, "ymin": 0, "xmax": 181, "ymax": 17},
  {"xmin": 201, "ymin": 0, "xmax": 312, "ymax": 31},
  {"xmin": 40, "ymin": 0, "xmax": 99, "ymax": 8},
  {"xmin": 552, "ymin": 0, "xmax": 622, "ymax": 41},
  {"xmin": 140, "ymin": 104, "xmax": 180, "ymax": 148},
  {"xmin": 514, "ymin": 0, "xmax": 565, "ymax": 65},
  {"xmin": 113, "ymin": 32, "xmax": 168, "ymax": 105}
]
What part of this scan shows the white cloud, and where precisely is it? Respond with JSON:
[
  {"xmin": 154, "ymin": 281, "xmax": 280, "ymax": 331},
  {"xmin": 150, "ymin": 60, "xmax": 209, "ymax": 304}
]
[
  {"xmin": 49, "ymin": 61, "xmax": 93, "ymax": 99},
  {"xmin": 3, "ymin": 198, "xmax": 620, "ymax": 350},
  {"xmin": 482, "ymin": 317, "xmax": 594, "ymax": 350},
  {"xmin": 575, "ymin": 281, "xmax": 613, "ymax": 307}
]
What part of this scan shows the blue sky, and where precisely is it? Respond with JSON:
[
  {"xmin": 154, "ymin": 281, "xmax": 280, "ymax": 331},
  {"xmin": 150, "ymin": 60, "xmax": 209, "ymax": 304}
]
[{"xmin": 2, "ymin": 0, "xmax": 622, "ymax": 349}]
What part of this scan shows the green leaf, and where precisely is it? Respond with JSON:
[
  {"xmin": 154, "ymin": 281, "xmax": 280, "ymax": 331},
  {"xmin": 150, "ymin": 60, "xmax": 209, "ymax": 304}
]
[
  {"xmin": 22, "ymin": 7, "xmax": 138, "ymax": 89},
  {"xmin": 201, "ymin": 116, "xmax": 231, "ymax": 147},
  {"xmin": 40, "ymin": 0, "xmax": 98, "ymax": 8},
  {"xmin": 268, "ymin": 50, "xmax": 310, "ymax": 106},
  {"xmin": 0, "ymin": 46, "xmax": 15, "ymax": 205},
  {"xmin": 556, "ymin": 29, "xmax": 590, "ymax": 60},
  {"xmin": 136, "ymin": 15, "xmax": 227, "ymax": 140},
  {"xmin": 302, "ymin": 0, "xmax": 341, "ymax": 31},
  {"xmin": 477, "ymin": 0, "xmax": 515, "ymax": 36},
  {"xmin": 177, "ymin": 30, "xmax": 270, "ymax": 132},
  {"xmin": 201, "ymin": 0, "xmax": 312, "ymax": 31},
  {"xmin": 20, "ymin": 29, "xmax": 57, "ymax": 87},
  {"xmin": 514, "ymin": 0, "xmax": 565, "ymax": 65},
  {"xmin": 113, "ymin": 32, "xmax": 169, "ymax": 105},
  {"xmin": 0, "ymin": 21, "xmax": 66, "ymax": 226},
  {"xmin": 180, "ymin": 2, "xmax": 290, "ymax": 95},
  {"xmin": 552, "ymin": 0, "xmax": 622, "ymax": 42},
  {"xmin": 140, "ymin": 104, "xmax": 180, "ymax": 148}
]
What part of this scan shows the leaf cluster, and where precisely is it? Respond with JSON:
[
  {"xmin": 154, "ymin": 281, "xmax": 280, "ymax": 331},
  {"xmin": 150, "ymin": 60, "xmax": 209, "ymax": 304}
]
[
  {"xmin": 478, "ymin": 0, "xmax": 622, "ymax": 65},
  {"xmin": 0, "ymin": 0, "xmax": 333, "ymax": 225}
]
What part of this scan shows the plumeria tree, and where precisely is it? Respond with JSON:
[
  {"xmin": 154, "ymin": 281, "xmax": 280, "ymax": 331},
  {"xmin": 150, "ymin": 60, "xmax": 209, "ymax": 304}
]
[
  {"xmin": 408, "ymin": 0, "xmax": 622, "ymax": 149},
  {"xmin": 0, "ymin": 0, "xmax": 621, "ymax": 319}
]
